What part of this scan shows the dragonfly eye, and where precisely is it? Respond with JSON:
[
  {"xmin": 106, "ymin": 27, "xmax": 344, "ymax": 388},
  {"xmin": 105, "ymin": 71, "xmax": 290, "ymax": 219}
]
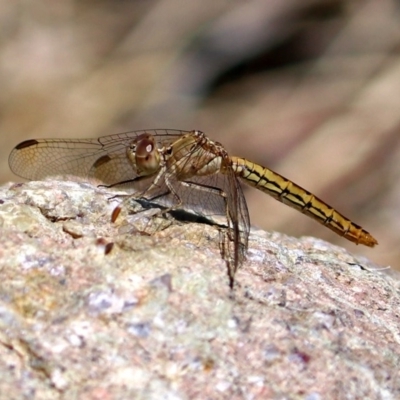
[
  {"xmin": 134, "ymin": 134, "xmax": 160, "ymax": 176},
  {"xmin": 136, "ymin": 137, "xmax": 154, "ymax": 157}
]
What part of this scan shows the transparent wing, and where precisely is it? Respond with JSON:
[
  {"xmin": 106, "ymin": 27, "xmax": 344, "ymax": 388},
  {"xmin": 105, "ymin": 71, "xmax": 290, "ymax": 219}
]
[
  {"xmin": 8, "ymin": 129, "xmax": 191, "ymax": 184},
  {"xmin": 223, "ymin": 162, "xmax": 250, "ymax": 273}
]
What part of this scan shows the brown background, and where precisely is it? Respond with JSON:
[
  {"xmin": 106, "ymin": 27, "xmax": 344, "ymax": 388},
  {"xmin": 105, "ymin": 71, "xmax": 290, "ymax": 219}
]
[{"xmin": 1, "ymin": 0, "xmax": 399, "ymax": 270}]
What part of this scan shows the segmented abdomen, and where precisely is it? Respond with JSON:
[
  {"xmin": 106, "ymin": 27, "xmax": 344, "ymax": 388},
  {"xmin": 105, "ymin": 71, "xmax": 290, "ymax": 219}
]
[{"xmin": 230, "ymin": 157, "xmax": 378, "ymax": 247}]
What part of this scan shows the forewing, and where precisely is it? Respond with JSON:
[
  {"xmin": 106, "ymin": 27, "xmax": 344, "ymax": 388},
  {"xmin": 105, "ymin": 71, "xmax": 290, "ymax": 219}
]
[{"xmin": 9, "ymin": 129, "xmax": 190, "ymax": 184}]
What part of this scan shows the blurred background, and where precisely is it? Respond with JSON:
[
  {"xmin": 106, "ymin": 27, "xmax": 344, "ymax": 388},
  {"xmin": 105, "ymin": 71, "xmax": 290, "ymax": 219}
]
[{"xmin": 1, "ymin": 0, "xmax": 399, "ymax": 270}]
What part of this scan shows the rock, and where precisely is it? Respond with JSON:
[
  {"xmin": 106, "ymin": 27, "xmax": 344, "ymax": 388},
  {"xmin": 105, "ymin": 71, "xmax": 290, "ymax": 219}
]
[{"xmin": 0, "ymin": 180, "xmax": 399, "ymax": 399}]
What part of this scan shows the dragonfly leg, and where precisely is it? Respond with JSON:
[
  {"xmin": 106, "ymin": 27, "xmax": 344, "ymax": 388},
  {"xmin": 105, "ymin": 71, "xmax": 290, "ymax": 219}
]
[
  {"xmin": 180, "ymin": 180, "xmax": 239, "ymax": 289},
  {"xmin": 111, "ymin": 168, "xmax": 185, "ymax": 229}
]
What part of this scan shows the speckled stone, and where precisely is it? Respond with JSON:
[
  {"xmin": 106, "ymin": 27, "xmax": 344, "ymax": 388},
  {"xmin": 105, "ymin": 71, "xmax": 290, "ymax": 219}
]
[{"xmin": 0, "ymin": 180, "xmax": 399, "ymax": 399}]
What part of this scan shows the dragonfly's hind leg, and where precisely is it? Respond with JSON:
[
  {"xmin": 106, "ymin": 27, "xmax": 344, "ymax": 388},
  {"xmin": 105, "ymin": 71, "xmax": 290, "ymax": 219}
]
[{"xmin": 179, "ymin": 180, "xmax": 240, "ymax": 289}]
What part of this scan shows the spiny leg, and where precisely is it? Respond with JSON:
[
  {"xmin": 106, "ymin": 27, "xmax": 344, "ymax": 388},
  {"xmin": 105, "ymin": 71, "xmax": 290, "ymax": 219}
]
[
  {"xmin": 111, "ymin": 169, "xmax": 187, "ymax": 238},
  {"xmin": 179, "ymin": 180, "xmax": 239, "ymax": 289},
  {"xmin": 110, "ymin": 165, "xmax": 170, "ymax": 222}
]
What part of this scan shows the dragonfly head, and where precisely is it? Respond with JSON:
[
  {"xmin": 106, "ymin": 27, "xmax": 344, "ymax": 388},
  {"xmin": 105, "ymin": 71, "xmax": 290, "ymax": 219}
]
[{"xmin": 127, "ymin": 133, "xmax": 161, "ymax": 176}]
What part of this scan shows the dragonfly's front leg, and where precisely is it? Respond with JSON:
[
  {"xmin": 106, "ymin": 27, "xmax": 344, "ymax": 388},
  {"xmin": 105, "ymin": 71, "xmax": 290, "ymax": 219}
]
[
  {"xmin": 100, "ymin": 176, "xmax": 153, "ymax": 216},
  {"xmin": 110, "ymin": 167, "xmax": 168, "ymax": 222},
  {"xmin": 110, "ymin": 165, "xmax": 187, "ymax": 230},
  {"xmin": 98, "ymin": 174, "xmax": 151, "ymax": 191}
]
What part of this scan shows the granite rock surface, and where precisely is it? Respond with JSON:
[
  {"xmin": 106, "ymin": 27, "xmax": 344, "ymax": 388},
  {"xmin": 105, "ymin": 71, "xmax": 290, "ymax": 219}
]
[{"xmin": 0, "ymin": 180, "xmax": 399, "ymax": 399}]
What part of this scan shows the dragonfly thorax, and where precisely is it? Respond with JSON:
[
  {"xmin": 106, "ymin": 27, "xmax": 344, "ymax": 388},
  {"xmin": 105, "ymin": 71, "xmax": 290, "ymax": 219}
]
[{"xmin": 165, "ymin": 131, "xmax": 224, "ymax": 179}]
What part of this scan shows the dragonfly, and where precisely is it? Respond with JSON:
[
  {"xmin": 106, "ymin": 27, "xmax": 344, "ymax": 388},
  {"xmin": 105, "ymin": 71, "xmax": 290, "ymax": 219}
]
[{"xmin": 9, "ymin": 129, "xmax": 378, "ymax": 288}]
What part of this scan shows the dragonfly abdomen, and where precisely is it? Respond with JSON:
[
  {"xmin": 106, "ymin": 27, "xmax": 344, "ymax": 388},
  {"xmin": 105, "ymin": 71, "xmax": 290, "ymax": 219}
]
[{"xmin": 231, "ymin": 157, "xmax": 378, "ymax": 247}]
